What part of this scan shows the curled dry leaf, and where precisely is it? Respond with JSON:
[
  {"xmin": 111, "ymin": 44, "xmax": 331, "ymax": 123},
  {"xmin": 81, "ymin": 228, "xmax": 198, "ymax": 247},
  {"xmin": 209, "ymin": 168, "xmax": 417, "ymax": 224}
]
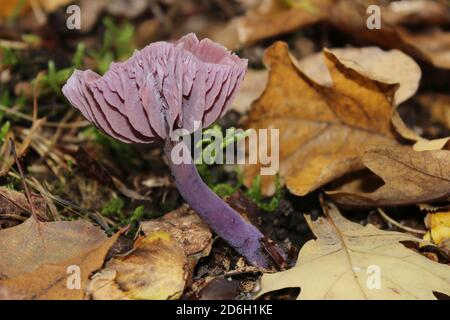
[
  {"xmin": 258, "ymin": 201, "xmax": 450, "ymax": 300},
  {"xmin": 244, "ymin": 42, "xmax": 400, "ymax": 196},
  {"xmin": 396, "ymin": 93, "xmax": 450, "ymax": 151},
  {"xmin": 88, "ymin": 231, "xmax": 188, "ymax": 300},
  {"xmin": 327, "ymin": 145, "xmax": 450, "ymax": 208},
  {"xmin": 231, "ymin": 69, "xmax": 268, "ymax": 114},
  {"xmin": 236, "ymin": 0, "xmax": 331, "ymax": 45},
  {"xmin": 0, "ymin": 186, "xmax": 46, "ymax": 219},
  {"xmin": 416, "ymin": 93, "xmax": 450, "ymax": 130},
  {"xmin": 297, "ymin": 47, "xmax": 421, "ymax": 106},
  {"xmin": 391, "ymin": 111, "xmax": 450, "ymax": 151},
  {"xmin": 382, "ymin": 0, "xmax": 450, "ymax": 26},
  {"xmin": 141, "ymin": 205, "xmax": 212, "ymax": 264},
  {"xmin": 329, "ymin": 0, "xmax": 450, "ymax": 70},
  {"xmin": 0, "ymin": 218, "xmax": 119, "ymax": 299},
  {"xmin": 88, "ymin": 206, "xmax": 212, "ymax": 300}
]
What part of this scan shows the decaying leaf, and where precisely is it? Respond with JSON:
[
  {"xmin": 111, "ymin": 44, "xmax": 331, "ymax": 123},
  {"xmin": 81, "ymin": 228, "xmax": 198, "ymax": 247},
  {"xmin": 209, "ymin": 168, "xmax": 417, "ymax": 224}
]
[
  {"xmin": 0, "ymin": 218, "xmax": 118, "ymax": 299},
  {"xmin": 417, "ymin": 93, "xmax": 450, "ymax": 130},
  {"xmin": 328, "ymin": 145, "xmax": 450, "ymax": 207},
  {"xmin": 38, "ymin": 0, "xmax": 74, "ymax": 12},
  {"xmin": 244, "ymin": 42, "xmax": 400, "ymax": 196},
  {"xmin": 329, "ymin": 0, "xmax": 450, "ymax": 70},
  {"xmin": 297, "ymin": 47, "xmax": 421, "ymax": 106},
  {"xmin": 258, "ymin": 201, "xmax": 450, "ymax": 300},
  {"xmin": 398, "ymin": 28, "xmax": 450, "ymax": 70},
  {"xmin": 87, "ymin": 231, "xmax": 188, "ymax": 300},
  {"xmin": 0, "ymin": 0, "xmax": 29, "ymax": 19},
  {"xmin": 141, "ymin": 205, "xmax": 212, "ymax": 265},
  {"xmin": 236, "ymin": 0, "xmax": 331, "ymax": 45},
  {"xmin": 0, "ymin": 186, "xmax": 46, "ymax": 219},
  {"xmin": 232, "ymin": 69, "xmax": 268, "ymax": 114},
  {"xmin": 87, "ymin": 206, "xmax": 211, "ymax": 300},
  {"xmin": 391, "ymin": 111, "xmax": 450, "ymax": 151}
]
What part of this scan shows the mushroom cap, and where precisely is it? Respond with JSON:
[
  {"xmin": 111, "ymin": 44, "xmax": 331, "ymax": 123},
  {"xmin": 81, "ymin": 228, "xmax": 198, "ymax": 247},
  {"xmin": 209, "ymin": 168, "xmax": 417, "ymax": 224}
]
[{"xmin": 62, "ymin": 33, "xmax": 248, "ymax": 143}]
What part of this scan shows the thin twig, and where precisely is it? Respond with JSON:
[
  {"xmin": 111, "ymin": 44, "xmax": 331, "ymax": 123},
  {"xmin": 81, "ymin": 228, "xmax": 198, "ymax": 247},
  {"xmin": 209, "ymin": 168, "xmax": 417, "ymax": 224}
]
[
  {"xmin": 9, "ymin": 139, "xmax": 39, "ymax": 221},
  {"xmin": 0, "ymin": 104, "xmax": 89, "ymax": 128},
  {"xmin": 377, "ymin": 208, "xmax": 426, "ymax": 235}
]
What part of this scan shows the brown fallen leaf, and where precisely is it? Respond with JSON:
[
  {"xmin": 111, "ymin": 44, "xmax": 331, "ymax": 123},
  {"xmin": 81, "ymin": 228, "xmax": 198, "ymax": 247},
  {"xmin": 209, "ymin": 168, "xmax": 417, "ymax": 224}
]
[
  {"xmin": 0, "ymin": 186, "xmax": 46, "ymax": 220},
  {"xmin": 382, "ymin": 0, "xmax": 450, "ymax": 26},
  {"xmin": 0, "ymin": 0, "xmax": 29, "ymax": 19},
  {"xmin": 417, "ymin": 93, "xmax": 450, "ymax": 130},
  {"xmin": 391, "ymin": 111, "xmax": 450, "ymax": 151},
  {"xmin": 244, "ymin": 42, "xmax": 400, "ymax": 196},
  {"xmin": 37, "ymin": 0, "xmax": 73, "ymax": 12},
  {"xmin": 87, "ymin": 231, "xmax": 188, "ymax": 300},
  {"xmin": 105, "ymin": 0, "xmax": 148, "ymax": 18},
  {"xmin": 329, "ymin": 0, "xmax": 450, "ymax": 70},
  {"xmin": 327, "ymin": 145, "xmax": 450, "ymax": 207},
  {"xmin": 231, "ymin": 69, "xmax": 268, "ymax": 114},
  {"xmin": 236, "ymin": 0, "xmax": 331, "ymax": 45},
  {"xmin": 88, "ymin": 206, "xmax": 212, "ymax": 300},
  {"xmin": 258, "ymin": 201, "xmax": 450, "ymax": 300},
  {"xmin": 0, "ymin": 218, "xmax": 118, "ymax": 299},
  {"xmin": 297, "ymin": 47, "xmax": 421, "ymax": 106},
  {"xmin": 141, "ymin": 205, "xmax": 212, "ymax": 265},
  {"xmin": 398, "ymin": 28, "xmax": 450, "ymax": 70}
]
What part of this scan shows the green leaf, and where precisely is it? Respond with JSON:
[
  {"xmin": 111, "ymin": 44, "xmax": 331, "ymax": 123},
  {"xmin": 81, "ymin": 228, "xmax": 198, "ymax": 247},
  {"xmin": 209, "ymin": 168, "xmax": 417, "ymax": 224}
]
[{"xmin": 0, "ymin": 121, "xmax": 10, "ymax": 142}]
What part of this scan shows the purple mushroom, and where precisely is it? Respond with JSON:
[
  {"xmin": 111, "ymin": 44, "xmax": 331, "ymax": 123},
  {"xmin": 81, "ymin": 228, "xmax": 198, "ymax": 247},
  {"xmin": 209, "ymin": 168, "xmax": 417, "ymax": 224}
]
[{"xmin": 62, "ymin": 33, "xmax": 276, "ymax": 267}]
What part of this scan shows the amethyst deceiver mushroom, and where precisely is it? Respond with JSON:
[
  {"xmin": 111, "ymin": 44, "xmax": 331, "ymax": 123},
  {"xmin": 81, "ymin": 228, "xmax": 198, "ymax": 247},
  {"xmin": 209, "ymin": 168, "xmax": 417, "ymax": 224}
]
[{"xmin": 62, "ymin": 33, "xmax": 275, "ymax": 267}]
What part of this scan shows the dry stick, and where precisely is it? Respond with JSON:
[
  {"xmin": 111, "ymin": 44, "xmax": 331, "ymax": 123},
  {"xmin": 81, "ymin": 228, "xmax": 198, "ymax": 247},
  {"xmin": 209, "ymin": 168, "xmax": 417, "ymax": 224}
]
[
  {"xmin": 10, "ymin": 142, "xmax": 47, "ymax": 252},
  {"xmin": 0, "ymin": 104, "xmax": 89, "ymax": 128},
  {"xmin": 9, "ymin": 139, "xmax": 40, "ymax": 222},
  {"xmin": 377, "ymin": 208, "xmax": 426, "ymax": 235}
]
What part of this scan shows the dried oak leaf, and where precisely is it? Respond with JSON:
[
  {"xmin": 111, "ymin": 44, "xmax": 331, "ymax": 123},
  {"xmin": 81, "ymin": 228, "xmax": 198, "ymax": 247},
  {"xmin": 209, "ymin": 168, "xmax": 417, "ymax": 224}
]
[
  {"xmin": 329, "ymin": 0, "xmax": 450, "ymax": 70},
  {"xmin": 327, "ymin": 145, "xmax": 450, "ymax": 207},
  {"xmin": 0, "ymin": 186, "xmax": 46, "ymax": 219},
  {"xmin": 244, "ymin": 42, "xmax": 400, "ymax": 196},
  {"xmin": 391, "ymin": 111, "xmax": 450, "ymax": 152},
  {"xmin": 141, "ymin": 205, "xmax": 212, "ymax": 264},
  {"xmin": 258, "ymin": 201, "xmax": 450, "ymax": 300},
  {"xmin": 236, "ymin": 0, "xmax": 331, "ymax": 45},
  {"xmin": 417, "ymin": 93, "xmax": 450, "ymax": 130},
  {"xmin": 297, "ymin": 47, "xmax": 421, "ymax": 106},
  {"xmin": 87, "ymin": 231, "xmax": 188, "ymax": 300},
  {"xmin": 88, "ymin": 207, "xmax": 212, "ymax": 300},
  {"xmin": 0, "ymin": 218, "xmax": 118, "ymax": 299}
]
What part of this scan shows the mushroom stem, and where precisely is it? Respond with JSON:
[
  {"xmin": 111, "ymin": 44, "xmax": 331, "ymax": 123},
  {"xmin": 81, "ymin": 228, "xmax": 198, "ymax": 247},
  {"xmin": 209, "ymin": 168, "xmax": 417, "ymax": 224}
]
[{"xmin": 164, "ymin": 140, "xmax": 271, "ymax": 268}]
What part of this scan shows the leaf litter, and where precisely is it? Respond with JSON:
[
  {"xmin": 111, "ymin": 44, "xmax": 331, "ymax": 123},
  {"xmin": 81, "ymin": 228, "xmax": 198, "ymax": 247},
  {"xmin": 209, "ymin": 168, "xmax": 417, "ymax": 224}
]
[{"xmin": 0, "ymin": 0, "xmax": 450, "ymax": 300}]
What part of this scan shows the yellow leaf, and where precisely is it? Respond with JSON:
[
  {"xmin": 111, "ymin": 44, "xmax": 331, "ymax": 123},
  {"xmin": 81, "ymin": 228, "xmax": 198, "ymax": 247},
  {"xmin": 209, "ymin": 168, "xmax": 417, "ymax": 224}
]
[
  {"xmin": 424, "ymin": 211, "xmax": 450, "ymax": 245},
  {"xmin": 88, "ymin": 231, "xmax": 188, "ymax": 300},
  {"xmin": 258, "ymin": 201, "xmax": 450, "ymax": 300},
  {"xmin": 0, "ymin": 218, "xmax": 119, "ymax": 299},
  {"xmin": 328, "ymin": 145, "xmax": 450, "ymax": 207},
  {"xmin": 244, "ymin": 42, "xmax": 400, "ymax": 196}
]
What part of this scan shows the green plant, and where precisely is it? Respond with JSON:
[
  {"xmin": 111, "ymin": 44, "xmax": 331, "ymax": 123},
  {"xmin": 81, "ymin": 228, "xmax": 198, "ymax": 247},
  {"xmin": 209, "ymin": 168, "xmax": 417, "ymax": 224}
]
[
  {"xmin": 1, "ymin": 47, "xmax": 19, "ymax": 67},
  {"xmin": 195, "ymin": 125, "xmax": 281, "ymax": 211},
  {"xmin": 0, "ymin": 121, "xmax": 10, "ymax": 143},
  {"xmin": 246, "ymin": 174, "xmax": 282, "ymax": 212},
  {"xmin": 82, "ymin": 127, "xmax": 139, "ymax": 167},
  {"xmin": 36, "ymin": 43, "xmax": 85, "ymax": 96},
  {"xmin": 89, "ymin": 18, "xmax": 135, "ymax": 74},
  {"xmin": 101, "ymin": 196, "xmax": 125, "ymax": 218}
]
